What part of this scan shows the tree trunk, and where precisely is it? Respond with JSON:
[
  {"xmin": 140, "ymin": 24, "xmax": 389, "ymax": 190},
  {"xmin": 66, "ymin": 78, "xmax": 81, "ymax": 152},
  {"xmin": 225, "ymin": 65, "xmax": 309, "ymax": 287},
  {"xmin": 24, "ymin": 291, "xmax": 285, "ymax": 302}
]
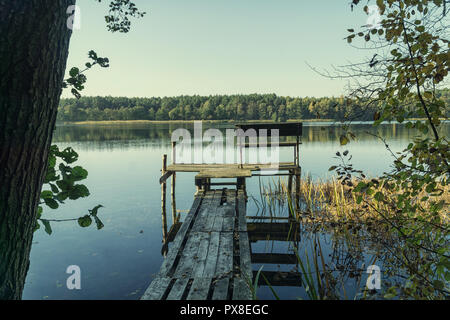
[{"xmin": 0, "ymin": 0, "xmax": 74, "ymax": 299}]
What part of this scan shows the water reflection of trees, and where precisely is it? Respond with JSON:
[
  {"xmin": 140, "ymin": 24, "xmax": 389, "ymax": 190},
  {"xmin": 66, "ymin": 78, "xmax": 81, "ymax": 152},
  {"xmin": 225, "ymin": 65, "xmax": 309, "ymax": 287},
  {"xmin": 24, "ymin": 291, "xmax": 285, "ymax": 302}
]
[{"xmin": 52, "ymin": 123, "xmax": 449, "ymax": 150}]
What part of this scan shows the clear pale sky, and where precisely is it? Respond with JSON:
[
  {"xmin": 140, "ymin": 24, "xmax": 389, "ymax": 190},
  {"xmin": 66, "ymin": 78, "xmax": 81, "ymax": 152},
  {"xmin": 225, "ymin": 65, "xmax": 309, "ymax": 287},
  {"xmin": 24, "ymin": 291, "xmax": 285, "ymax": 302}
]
[{"xmin": 63, "ymin": 0, "xmax": 373, "ymax": 98}]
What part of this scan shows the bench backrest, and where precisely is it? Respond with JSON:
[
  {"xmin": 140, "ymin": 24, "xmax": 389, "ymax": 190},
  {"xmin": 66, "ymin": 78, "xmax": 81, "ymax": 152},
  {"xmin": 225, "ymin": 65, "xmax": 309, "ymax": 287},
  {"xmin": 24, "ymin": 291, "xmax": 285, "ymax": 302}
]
[{"xmin": 235, "ymin": 122, "xmax": 302, "ymax": 137}]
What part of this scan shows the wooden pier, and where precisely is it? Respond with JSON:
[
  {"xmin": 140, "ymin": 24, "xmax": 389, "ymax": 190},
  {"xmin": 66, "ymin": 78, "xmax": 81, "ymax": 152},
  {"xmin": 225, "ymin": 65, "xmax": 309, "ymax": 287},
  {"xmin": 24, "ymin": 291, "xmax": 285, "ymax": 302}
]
[
  {"xmin": 142, "ymin": 122, "xmax": 303, "ymax": 300},
  {"xmin": 142, "ymin": 189, "xmax": 252, "ymax": 300}
]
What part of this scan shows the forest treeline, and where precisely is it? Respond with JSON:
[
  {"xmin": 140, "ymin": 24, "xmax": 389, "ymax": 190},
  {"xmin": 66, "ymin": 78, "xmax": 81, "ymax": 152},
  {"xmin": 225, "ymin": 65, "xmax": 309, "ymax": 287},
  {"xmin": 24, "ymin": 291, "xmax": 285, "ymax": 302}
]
[{"xmin": 58, "ymin": 89, "xmax": 450, "ymax": 122}]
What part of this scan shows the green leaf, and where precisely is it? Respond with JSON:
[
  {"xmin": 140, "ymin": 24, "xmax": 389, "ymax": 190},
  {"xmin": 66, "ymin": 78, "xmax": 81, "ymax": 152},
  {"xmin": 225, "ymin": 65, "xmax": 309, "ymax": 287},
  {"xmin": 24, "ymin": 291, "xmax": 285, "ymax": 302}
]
[
  {"xmin": 41, "ymin": 219, "xmax": 52, "ymax": 235},
  {"xmin": 69, "ymin": 67, "xmax": 79, "ymax": 77},
  {"xmin": 384, "ymin": 286, "xmax": 397, "ymax": 299},
  {"xmin": 37, "ymin": 206, "xmax": 43, "ymax": 219},
  {"xmin": 71, "ymin": 166, "xmax": 88, "ymax": 181},
  {"xmin": 384, "ymin": 292, "xmax": 396, "ymax": 299},
  {"xmin": 57, "ymin": 147, "xmax": 79, "ymax": 164},
  {"xmin": 41, "ymin": 190, "xmax": 53, "ymax": 199},
  {"xmin": 423, "ymin": 91, "xmax": 433, "ymax": 99},
  {"xmin": 68, "ymin": 184, "xmax": 90, "ymax": 200},
  {"xmin": 339, "ymin": 135, "xmax": 349, "ymax": 146},
  {"xmin": 78, "ymin": 215, "xmax": 92, "ymax": 228},
  {"xmin": 356, "ymin": 195, "xmax": 363, "ymax": 204},
  {"xmin": 93, "ymin": 215, "xmax": 105, "ymax": 230},
  {"xmin": 374, "ymin": 192, "xmax": 384, "ymax": 202},
  {"xmin": 425, "ymin": 183, "xmax": 436, "ymax": 193},
  {"xmin": 49, "ymin": 183, "xmax": 59, "ymax": 194},
  {"xmin": 44, "ymin": 198, "xmax": 59, "ymax": 209},
  {"xmin": 354, "ymin": 182, "xmax": 367, "ymax": 193},
  {"xmin": 89, "ymin": 205, "xmax": 104, "ymax": 216}
]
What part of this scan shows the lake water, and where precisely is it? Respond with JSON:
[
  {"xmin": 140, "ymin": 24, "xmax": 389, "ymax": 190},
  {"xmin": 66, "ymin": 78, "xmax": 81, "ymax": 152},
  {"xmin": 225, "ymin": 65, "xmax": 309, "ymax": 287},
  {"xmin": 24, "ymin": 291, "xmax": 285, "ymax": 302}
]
[{"xmin": 22, "ymin": 121, "xmax": 449, "ymax": 300}]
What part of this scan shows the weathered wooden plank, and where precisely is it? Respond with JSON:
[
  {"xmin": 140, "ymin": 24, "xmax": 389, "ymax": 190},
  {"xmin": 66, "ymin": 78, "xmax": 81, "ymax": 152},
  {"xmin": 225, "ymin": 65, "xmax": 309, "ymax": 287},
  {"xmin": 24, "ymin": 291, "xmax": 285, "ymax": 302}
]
[
  {"xmin": 202, "ymin": 232, "xmax": 221, "ymax": 277},
  {"xmin": 205, "ymin": 189, "xmax": 235, "ymax": 232},
  {"xmin": 166, "ymin": 278, "xmax": 190, "ymax": 300},
  {"xmin": 173, "ymin": 231, "xmax": 203, "ymax": 278},
  {"xmin": 186, "ymin": 278, "xmax": 212, "ymax": 300},
  {"xmin": 191, "ymin": 191, "xmax": 217, "ymax": 232},
  {"xmin": 221, "ymin": 190, "xmax": 236, "ymax": 232},
  {"xmin": 237, "ymin": 190, "xmax": 247, "ymax": 232},
  {"xmin": 166, "ymin": 162, "xmax": 298, "ymax": 173},
  {"xmin": 241, "ymin": 141, "xmax": 299, "ymax": 148},
  {"xmin": 225, "ymin": 189, "xmax": 236, "ymax": 206},
  {"xmin": 196, "ymin": 169, "xmax": 252, "ymax": 179},
  {"xmin": 203, "ymin": 193, "xmax": 222, "ymax": 232},
  {"xmin": 221, "ymin": 216, "xmax": 235, "ymax": 232},
  {"xmin": 157, "ymin": 195, "xmax": 203, "ymax": 277},
  {"xmin": 235, "ymin": 122, "xmax": 302, "ymax": 137},
  {"xmin": 239, "ymin": 232, "xmax": 253, "ymax": 281},
  {"xmin": 212, "ymin": 206, "xmax": 226, "ymax": 232},
  {"xmin": 159, "ymin": 170, "xmax": 174, "ymax": 184},
  {"xmin": 215, "ymin": 232, "xmax": 234, "ymax": 277},
  {"xmin": 232, "ymin": 278, "xmax": 252, "ymax": 300},
  {"xmin": 166, "ymin": 222, "xmax": 182, "ymax": 243},
  {"xmin": 212, "ymin": 277, "xmax": 230, "ymax": 300},
  {"xmin": 191, "ymin": 232, "xmax": 212, "ymax": 278},
  {"xmin": 140, "ymin": 277, "xmax": 171, "ymax": 300}
]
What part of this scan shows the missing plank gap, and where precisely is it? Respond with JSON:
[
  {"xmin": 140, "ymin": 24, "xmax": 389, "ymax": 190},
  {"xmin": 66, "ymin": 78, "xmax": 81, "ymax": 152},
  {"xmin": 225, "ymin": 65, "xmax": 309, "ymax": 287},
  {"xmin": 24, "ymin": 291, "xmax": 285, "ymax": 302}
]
[
  {"xmin": 219, "ymin": 188, "xmax": 228, "ymax": 206},
  {"xmin": 232, "ymin": 192, "xmax": 241, "ymax": 278},
  {"xmin": 180, "ymin": 279, "xmax": 194, "ymax": 300},
  {"xmin": 160, "ymin": 278, "xmax": 177, "ymax": 300},
  {"xmin": 226, "ymin": 277, "xmax": 234, "ymax": 300},
  {"xmin": 206, "ymin": 278, "xmax": 216, "ymax": 300}
]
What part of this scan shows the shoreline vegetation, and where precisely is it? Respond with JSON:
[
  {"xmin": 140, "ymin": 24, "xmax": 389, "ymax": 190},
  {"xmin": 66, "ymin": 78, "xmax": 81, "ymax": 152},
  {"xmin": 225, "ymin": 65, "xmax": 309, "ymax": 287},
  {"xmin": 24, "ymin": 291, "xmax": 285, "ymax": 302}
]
[
  {"xmin": 255, "ymin": 178, "xmax": 449, "ymax": 299},
  {"xmin": 58, "ymin": 90, "xmax": 450, "ymax": 123},
  {"xmin": 57, "ymin": 118, "xmax": 449, "ymax": 126},
  {"xmin": 58, "ymin": 119, "xmax": 335, "ymax": 125}
]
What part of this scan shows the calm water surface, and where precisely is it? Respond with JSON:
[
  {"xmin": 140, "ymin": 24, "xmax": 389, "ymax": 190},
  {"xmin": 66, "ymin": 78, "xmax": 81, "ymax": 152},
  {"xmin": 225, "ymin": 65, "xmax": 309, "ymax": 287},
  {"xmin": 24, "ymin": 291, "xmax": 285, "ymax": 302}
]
[{"xmin": 22, "ymin": 121, "xmax": 449, "ymax": 300}]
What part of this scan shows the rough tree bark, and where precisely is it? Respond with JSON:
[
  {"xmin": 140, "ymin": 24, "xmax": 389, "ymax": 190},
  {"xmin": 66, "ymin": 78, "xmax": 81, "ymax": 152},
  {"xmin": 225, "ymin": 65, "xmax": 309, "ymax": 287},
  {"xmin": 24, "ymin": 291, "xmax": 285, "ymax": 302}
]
[{"xmin": 0, "ymin": 0, "xmax": 74, "ymax": 299}]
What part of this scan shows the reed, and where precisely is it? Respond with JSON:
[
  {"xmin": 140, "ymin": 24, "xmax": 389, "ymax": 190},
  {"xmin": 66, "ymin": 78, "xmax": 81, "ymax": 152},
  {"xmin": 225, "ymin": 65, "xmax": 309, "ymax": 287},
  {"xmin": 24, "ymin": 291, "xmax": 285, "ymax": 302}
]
[{"xmin": 251, "ymin": 175, "xmax": 449, "ymax": 300}]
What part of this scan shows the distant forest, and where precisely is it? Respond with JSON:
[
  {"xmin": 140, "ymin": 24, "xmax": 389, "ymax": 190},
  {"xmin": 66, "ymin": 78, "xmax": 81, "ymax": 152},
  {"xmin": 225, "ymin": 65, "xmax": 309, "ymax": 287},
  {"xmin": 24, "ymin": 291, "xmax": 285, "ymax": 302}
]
[{"xmin": 58, "ymin": 89, "xmax": 450, "ymax": 122}]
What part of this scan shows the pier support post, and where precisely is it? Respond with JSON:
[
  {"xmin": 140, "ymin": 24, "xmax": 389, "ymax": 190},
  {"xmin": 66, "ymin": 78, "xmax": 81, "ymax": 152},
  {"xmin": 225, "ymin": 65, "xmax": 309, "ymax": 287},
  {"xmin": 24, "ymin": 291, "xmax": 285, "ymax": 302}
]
[
  {"xmin": 295, "ymin": 168, "xmax": 301, "ymax": 211},
  {"xmin": 288, "ymin": 170, "xmax": 293, "ymax": 195},
  {"xmin": 171, "ymin": 172, "xmax": 177, "ymax": 224},
  {"xmin": 161, "ymin": 154, "xmax": 168, "ymax": 255}
]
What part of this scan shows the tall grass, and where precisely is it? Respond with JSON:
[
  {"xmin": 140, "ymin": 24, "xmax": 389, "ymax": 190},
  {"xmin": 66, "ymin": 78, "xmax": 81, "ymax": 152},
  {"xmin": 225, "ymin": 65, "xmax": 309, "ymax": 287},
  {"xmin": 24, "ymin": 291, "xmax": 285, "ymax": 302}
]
[{"xmin": 249, "ymin": 176, "xmax": 449, "ymax": 300}]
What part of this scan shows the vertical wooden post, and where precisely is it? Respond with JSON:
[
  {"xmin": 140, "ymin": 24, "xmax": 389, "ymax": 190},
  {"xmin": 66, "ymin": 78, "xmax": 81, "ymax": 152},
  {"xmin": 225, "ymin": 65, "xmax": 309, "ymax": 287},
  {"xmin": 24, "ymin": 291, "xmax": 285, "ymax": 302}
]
[
  {"xmin": 295, "ymin": 168, "xmax": 301, "ymax": 212},
  {"xmin": 239, "ymin": 144, "xmax": 243, "ymax": 169},
  {"xmin": 170, "ymin": 141, "xmax": 177, "ymax": 224},
  {"xmin": 172, "ymin": 141, "xmax": 176, "ymax": 164},
  {"xmin": 171, "ymin": 172, "xmax": 177, "ymax": 224},
  {"xmin": 161, "ymin": 154, "xmax": 168, "ymax": 250},
  {"xmin": 288, "ymin": 170, "xmax": 293, "ymax": 195}
]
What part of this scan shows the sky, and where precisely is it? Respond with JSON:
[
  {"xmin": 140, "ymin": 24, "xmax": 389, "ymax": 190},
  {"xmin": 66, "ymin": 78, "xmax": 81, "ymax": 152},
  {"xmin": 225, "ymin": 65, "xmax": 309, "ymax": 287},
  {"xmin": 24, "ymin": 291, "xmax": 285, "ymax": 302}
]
[{"xmin": 63, "ymin": 0, "xmax": 374, "ymax": 98}]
